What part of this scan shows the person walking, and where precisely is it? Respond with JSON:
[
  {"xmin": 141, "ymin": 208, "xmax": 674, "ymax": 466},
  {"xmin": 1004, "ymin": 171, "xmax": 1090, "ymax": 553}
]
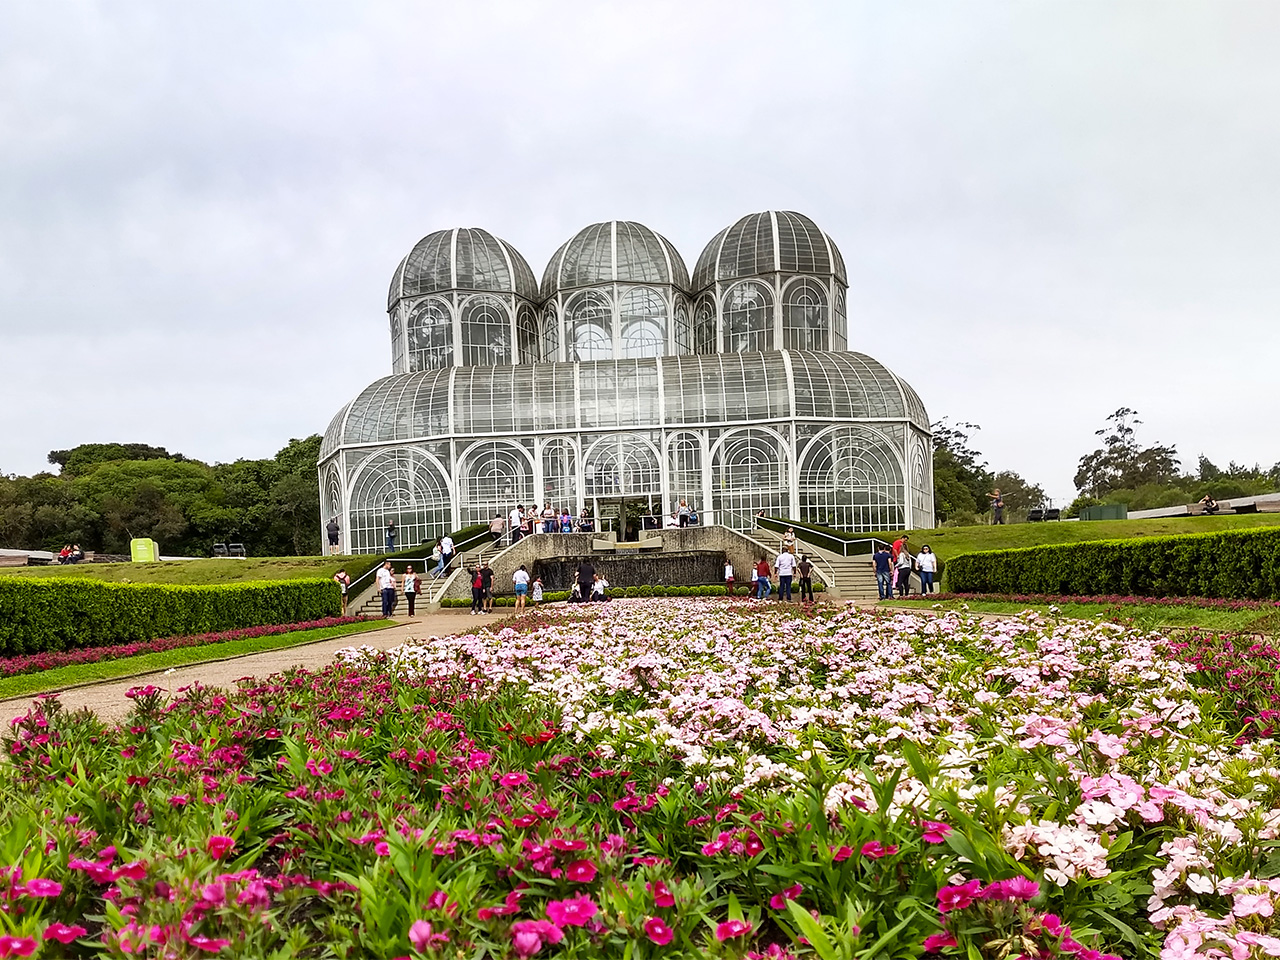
[
  {"xmin": 513, "ymin": 564, "xmax": 531, "ymax": 611},
  {"xmin": 724, "ymin": 560, "xmax": 735, "ymax": 597},
  {"xmin": 895, "ymin": 547, "xmax": 914, "ymax": 597},
  {"xmin": 402, "ymin": 565, "xmax": 420, "ymax": 617},
  {"xmin": 532, "ymin": 577, "xmax": 544, "ymax": 608},
  {"xmin": 987, "ymin": 488, "xmax": 1005, "ymax": 525},
  {"xmin": 782, "ymin": 527, "xmax": 796, "ymax": 554},
  {"xmin": 429, "ymin": 540, "xmax": 444, "ymax": 579},
  {"xmin": 439, "ymin": 534, "xmax": 455, "ymax": 575},
  {"xmin": 376, "ymin": 561, "xmax": 396, "ymax": 618},
  {"xmin": 470, "ymin": 566, "xmax": 484, "ymax": 614},
  {"xmin": 917, "ymin": 545, "xmax": 938, "ymax": 594},
  {"xmin": 333, "ymin": 569, "xmax": 351, "ymax": 615},
  {"xmin": 489, "ymin": 513, "xmax": 506, "ymax": 546},
  {"xmin": 326, "ymin": 518, "xmax": 341, "ymax": 555},
  {"xmin": 385, "ymin": 520, "xmax": 397, "ymax": 552},
  {"xmin": 873, "ymin": 544, "xmax": 893, "ymax": 600},
  {"xmin": 890, "ymin": 534, "xmax": 910, "ymax": 593},
  {"xmin": 755, "ymin": 556, "xmax": 772, "ymax": 599},
  {"xmin": 774, "ymin": 548, "xmax": 795, "ymax": 601},
  {"xmin": 797, "ymin": 554, "xmax": 815, "ymax": 602},
  {"xmin": 509, "ymin": 504, "xmax": 525, "ymax": 543},
  {"xmin": 481, "ymin": 560, "xmax": 495, "ymax": 613}
]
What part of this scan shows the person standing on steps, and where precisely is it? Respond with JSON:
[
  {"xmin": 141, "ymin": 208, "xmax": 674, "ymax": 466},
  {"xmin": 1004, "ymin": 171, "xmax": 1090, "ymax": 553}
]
[
  {"xmin": 509, "ymin": 504, "xmax": 525, "ymax": 544},
  {"xmin": 489, "ymin": 513, "xmax": 506, "ymax": 545},
  {"xmin": 385, "ymin": 520, "xmax": 397, "ymax": 552},
  {"xmin": 326, "ymin": 517, "xmax": 341, "ymax": 555},
  {"xmin": 481, "ymin": 560, "xmax": 495, "ymax": 613},
  {"xmin": 513, "ymin": 564, "xmax": 531, "ymax": 611},
  {"xmin": 333, "ymin": 569, "xmax": 351, "ymax": 615},
  {"xmin": 774, "ymin": 547, "xmax": 795, "ymax": 602},
  {"xmin": 873, "ymin": 544, "xmax": 893, "ymax": 600},
  {"xmin": 439, "ymin": 533, "xmax": 455, "ymax": 576},
  {"xmin": 890, "ymin": 533, "xmax": 910, "ymax": 593},
  {"xmin": 430, "ymin": 540, "xmax": 444, "ymax": 579},
  {"xmin": 376, "ymin": 561, "xmax": 396, "ymax": 618},
  {"xmin": 402, "ymin": 565, "xmax": 420, "ymax": 617},
  {"xmin": 797, "ymin": 554, "xmax": 815, "ymax": 602}
]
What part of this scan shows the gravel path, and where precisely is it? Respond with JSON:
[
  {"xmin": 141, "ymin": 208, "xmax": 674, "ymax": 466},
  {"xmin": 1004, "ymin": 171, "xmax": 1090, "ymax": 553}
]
[{"xmin": 0, "ymin": 610, "xmax": 512, "ymax": 727}]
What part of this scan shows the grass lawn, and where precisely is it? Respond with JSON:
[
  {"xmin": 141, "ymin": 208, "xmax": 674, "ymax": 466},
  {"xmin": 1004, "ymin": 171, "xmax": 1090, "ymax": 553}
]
[
  {"xmin": 0, "ymin": 556, "xmax": 367, "ymax": 585},
  {"xmin": 0, "ymin": 619, "xmax": 392, "ymax": 701},
  {"xmin": 882, "ymin": 597, "xmax": 1280, "ymax": 635},
  {"xmin": 859, "ymin": 513, "xmax": 1280, "ymax": 561}
]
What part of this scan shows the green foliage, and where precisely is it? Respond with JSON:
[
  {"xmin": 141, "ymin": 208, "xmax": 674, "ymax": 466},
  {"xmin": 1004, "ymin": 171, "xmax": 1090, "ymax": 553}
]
[
  {"xmin": 48, "ymin": 442, "xmax": 182, "ymax": 475},
  {"xmin": 945, "ymin": 527, "xmax": 1280, "ymax": 599},
  {"xmin": 931, "ymin": 420, "xmax": 994, "ymax": 524},
  {"xmin": 0, "ymin": 577, "xmax": 340, "ymax": 655},
  {"xmin": 1074, "ymin": 408, "xmax": 1181, "ymax": 499}
]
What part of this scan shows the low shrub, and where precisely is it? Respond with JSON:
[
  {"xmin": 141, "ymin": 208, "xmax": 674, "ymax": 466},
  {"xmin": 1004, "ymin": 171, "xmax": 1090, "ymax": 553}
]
[
  {"xmin": 945, "ymin": 526, "xmax": 1280, "ymax": 599},
  {"xmin": 0, "ymin": 578, "xmax": 340, "ymax": 656},
  {"xmin": 439, "ymin": 584, "xmax": 777, "ymax": 607}
]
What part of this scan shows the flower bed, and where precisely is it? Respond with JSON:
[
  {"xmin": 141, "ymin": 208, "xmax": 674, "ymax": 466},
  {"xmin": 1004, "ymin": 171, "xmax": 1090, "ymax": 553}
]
[
  {"xmin": 0, "ymin": 616, "xmax": 371, "ymax": 679},
  {"xmin": 2, "ymin": 600, "xmax": 1277, "ymax": 958},
  {"xmin": 896, "ymin": 592, "xmax": 1280, "ymax": 612}
]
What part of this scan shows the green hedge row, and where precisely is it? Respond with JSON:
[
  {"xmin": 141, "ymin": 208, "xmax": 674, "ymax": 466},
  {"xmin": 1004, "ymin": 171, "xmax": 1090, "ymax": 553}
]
[
  {"xmin": 945, "ymin": 527, "xmax": 1280, "ymax": 599},
  {"xmin": 0, "ymin": 577, "xmax": 341, "ymax": 656},
  {"xmin": 441, "ymin": 582, "xmax": 825, "ymax": 607}
]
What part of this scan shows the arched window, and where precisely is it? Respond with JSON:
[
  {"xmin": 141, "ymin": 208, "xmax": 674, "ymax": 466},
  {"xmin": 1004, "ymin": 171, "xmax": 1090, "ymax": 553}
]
[
  {"xmin": 566, "ymin": 291, "xmax": 613, "ymax": 361},
  {"xmin": 910, "ymin": 436, "xmax": 933, "ymax": 527},
  {"xmin": 798, "ymin": 426, "xmax": 903, "ymax": 531},
  {"xmin": 348, "ymin": 448, "xmax": 451, "ymax": 553},
  {"xmin": 712, "ymin": 428, "xmax": 788, "ymax": 530},
  {"xmin": 542, "ymin": 437, "xmax": 578, "ymax": 509},
  {"xmin": 833, "ymin": 290, "xmax": 848, "ymax": 352},
  {"xmin": 724, "ymin": 281, "xmax": 773, "ymax": 353},
  {"xmin": 782, "ymin": 279, "xmax": 829, "ymax": 352},
  {"xmin": 619, "ymin": 287, "xmax": 667, "ymax": 358},
  {"xmin": 322, "ymin": 464, "xmax": 344, "ymax": 548},
  {"xmin": 516, "ymin": 305, "xmax": 540, "ymax": 364},
  {"xmin": 461, "ymin": 296, "xmax": 511, "ymax": 366},
  {"xmin": 583, "ymin": 435, "xmax": 661, "ymax": 498},
  {"xmin": 673, "ymin": 301, "xmax": 692, "ymax": 354},
  {"xmin": 459, "ymin": 441, "xmax": 534, "ymax": 527},
  {"xmin": 541, "ymin": 305, "xmax": 561, "ymax": 363},
  {"xmin": 666, "ymin": 432, "xmax": 703, "ymax": 514},
  {"xmin": 390, "ymin": 309, "xmax": 406, "ymax": 372},
  {"xmin": 694, "ymin": 296, "xmax": 717, "ymax": 355},
  {"xmin": 407, "ymin": 298, "xmax": 453, "ymax": 371}
]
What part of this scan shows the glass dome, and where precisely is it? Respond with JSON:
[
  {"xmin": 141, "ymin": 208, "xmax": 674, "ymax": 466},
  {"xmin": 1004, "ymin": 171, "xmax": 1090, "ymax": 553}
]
[
  {"xmin": 388, "ymin": 227, "xmax": 539, "ymax": 309},
  {"xmin": 540, "ymin": 221, "xmax": 691, "ymax": 299},
  {"xmin": 691, "ymin": 210, "xmax": 848, "ymax": 292}
]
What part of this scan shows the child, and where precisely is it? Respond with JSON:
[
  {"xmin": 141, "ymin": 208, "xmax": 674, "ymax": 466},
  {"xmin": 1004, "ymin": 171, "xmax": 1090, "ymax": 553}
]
[{"xmin": 531, "ymin": 577, "xmax": 544, "ymax": 608}]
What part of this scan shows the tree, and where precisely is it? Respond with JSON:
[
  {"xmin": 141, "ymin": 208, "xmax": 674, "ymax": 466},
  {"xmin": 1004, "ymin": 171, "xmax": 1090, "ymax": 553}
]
[
  {"xmin": 1073, "ymin": 408, "xmax": 1180, "ymax": 499},
  {"xmin": 49, "ymin": 443, "xmax": 182, "ymax": 476},
  {"xmin": 931, "ymin": 420, "xmax": 994, "ymax": 524},
  {"xmin": 991, "ymin": 470, "xmax": 1046, "ymax": 513}
]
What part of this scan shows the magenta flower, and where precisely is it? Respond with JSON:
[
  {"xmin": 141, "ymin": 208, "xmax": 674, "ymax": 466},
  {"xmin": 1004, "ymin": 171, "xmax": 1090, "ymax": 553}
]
[
  {"xmin": 920, "ymin": 821, "xmax": 952, "ymax": 844},
  {"xmin": 21, "ymin": 878, "xmax": 62, "ymax": 897},
  {"xmin": 648, "ymin": 879, "xmax": 676, "ymax": 907},
  {"xmin": 937, "ymin": 880, "xmax": 982, "ymax": 913},
  {"xmin": 0, "ymin": 936, "xmax": 36, "ymax": 957},
  {"xmin": 184, "ymin": 935, "xmax": 231, "ymax": 953},
  {"xmin": 546, "ymin": 895, "xmax": 597, "ymax": 926},
  {"xmin": 206, "ymin": 835, "xmax": 235, "ymax": 859},
  {"xmin": 768, "ymin": 883, "xmax": 803, "ymax": 910},
  {"xmin": 201, "ymin": 882, "xmax": 226, "ymax": 905},
  {"xmin": 1003, "ymin": 876, "xmax": 1040, "ymax": 901},
  {"xmin": 644, "ymin": 917, "xmax": 675, "ymax": 945},
  {"xmin": 500, "ymin": 772, "xmax": 530, "ymax": 787},
  {"xmin": 408, "ymin": 920, "xmax": 449, "ymax": 951},
  {"xmin": 511, "ymin": 920, "xmax": 563, "ymax": 957},
  {"xmin": 923, "ymin": 932, "xmax": 957, "ymax": 952},
  {"xmin": 860, "ymin": 841, "xmax": 897, "ymax": 859},
  {"xmin": 565, "ymin": 859, "xmax": 598, "ymax": 883},
  {"xmin": 715, "ymin": 919, "xmax": 752, "ymax": 941},
  {"xmin": 237, "ymin": 879, "xmax": 271, "ymax": 911},
  {"xmin": 549, "ymin": 837, "xmax": 586, "ymax": 851},
  {"xmin": 42, "ymin": 924, "xmax": 87, "ymax": 944},
  {"xmin": 306, "ymin": 757, "xmax": 334, "ymax": 776},
  {"xmin": 832, "ymin": 845, "xmax": 854, "ymax": 861}
]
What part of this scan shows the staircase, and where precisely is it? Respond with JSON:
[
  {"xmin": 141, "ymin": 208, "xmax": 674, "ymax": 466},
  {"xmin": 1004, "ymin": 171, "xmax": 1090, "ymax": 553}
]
[
  {"xmin": 350, "ymin": 539, "xmax": 512, "ymax": 616},
  {"xmin": 753, "ymin": 531, "xmax": 882, "ymax": 601}
]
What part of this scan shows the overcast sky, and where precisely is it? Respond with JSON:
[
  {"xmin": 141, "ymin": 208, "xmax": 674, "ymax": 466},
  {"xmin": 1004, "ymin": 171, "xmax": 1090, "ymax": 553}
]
[{"xmin": 3, "ymin": 1, "xmax": 1279, "ymax": 505}]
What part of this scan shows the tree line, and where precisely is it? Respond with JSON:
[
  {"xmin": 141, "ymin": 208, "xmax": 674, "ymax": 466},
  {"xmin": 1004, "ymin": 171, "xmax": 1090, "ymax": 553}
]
[{"xmin": 0, "ymin": 438, "xmax": 322, "ymax": 557}]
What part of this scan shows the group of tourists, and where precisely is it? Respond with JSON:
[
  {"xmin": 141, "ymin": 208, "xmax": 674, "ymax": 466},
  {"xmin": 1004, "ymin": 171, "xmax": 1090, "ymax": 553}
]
[
  {"xmin": 370, "ymin": 561, "xmax": 424, "ymax": 618},
  {"xmin": 497, "ymin": 505, "xmax": 596, "ymax": 544},
  {"xmin": 724, "ymin": 529, "xmax": 815, "ymax": 603},
  {"xmin": 872, "ymin": 534, "xmax": 938, "ymax": 599}
]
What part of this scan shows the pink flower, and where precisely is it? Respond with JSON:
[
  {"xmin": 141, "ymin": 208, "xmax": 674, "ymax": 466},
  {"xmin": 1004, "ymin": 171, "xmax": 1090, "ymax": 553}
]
[
  {"xmin": 644, "ymin": 917, "xmax": 675, "ymax": 945},
  {"xmin": 1003, "ymin": 876, "xmax": 1040, "ymax": 901},
  {"xmin": 921, "ymin": 821, "xmax": 952, "ymax": 844},
  {"xmin": 206, "ymin": 835, "xmax": 235, "ymax": 859},
  {"xmin": 500, "ymin": 772, "xmax": 529, "ymax": 787},
  {"xmin": 306, "ymin": 757, "xmax": 333, "ymax": 776},
  {"xmin": 715, "ymin": 920, "xmax": 752, "ymax": 941},
  {"xmin": 185, "ymin": 935, "xmax": 231, "ymax": 953},
  {"xmin": 21, "ymin": 878, "xmax": 62, "ymax": 897},
  {"xmin": 832, "ymin": 845, "xmax": 854, "ymax": 861},
  {"xmin": 549, "ymin": 838, "xmax": 587, "ymax": 851},
  {"xmin": 936, "ymin": 880, "xmax": 982, "ymax": 913},
  {"xmin": 546, "ymin": 895, "xmax": 597, "ymax": 926},
  {"xmin": 511, "ymin": 920, "xmax": 563, "ymax": 957},
  {"xmin": 648, "ymin": 880, "xmax": 676, "ymax": 907},
  {"xmin": 769, "ymin": 884, "xmax": 803, "ymax": 910},
  {"xmin": 375, "ymin": 842, "xmax": 391, "ymax": 856},
  {"xmin": 237, "ymin": 879, "xmax": 271, "ymax": 911},
  {"xmin": 201, "ymin": 882, "xmax": 226, "ymax": 905},
  {"xmin": 42, "ymin": 924, "xmax": 87, "ymax": 944},
  {"xmin": 860, "ymin": 841, "xmax": 897, "ymax": 859},
  {"xmin": 923, "ymin": 932, "xmax": 957, "ymax": 952},
  {"xmin": 565, "ymin": 859, "xmax": 598, "ymax": 883},
  {"xmin": 0, "ymin": 937, "xmax": 36, "ymax": 957},
  {"xmin": 408, "ymin": 920, "xmax": 449, "ymax": 952}
]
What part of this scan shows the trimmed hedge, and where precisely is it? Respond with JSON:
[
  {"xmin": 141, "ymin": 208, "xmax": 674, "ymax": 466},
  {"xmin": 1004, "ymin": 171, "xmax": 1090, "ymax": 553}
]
[
  {"xmin": 0, "ymin": 577, "xmax": 341, "ymax": 656},
  {"xmin": 440, "ymin": 582, "xmax": 825, "ymax": 607},
  {"xmin": 944, "ymin": 527, "xmax": 1280, "ymax": 600}
]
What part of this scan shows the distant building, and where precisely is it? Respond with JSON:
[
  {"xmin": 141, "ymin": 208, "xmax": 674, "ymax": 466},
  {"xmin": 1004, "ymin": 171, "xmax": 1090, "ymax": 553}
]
[{"xmin": 320, "ymin": 212, "xmax": 933, "ymax": 553}]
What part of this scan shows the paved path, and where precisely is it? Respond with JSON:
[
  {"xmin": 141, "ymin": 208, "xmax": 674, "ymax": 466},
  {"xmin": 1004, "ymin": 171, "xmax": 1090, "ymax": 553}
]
[{"xmin": 0, "ymin": 610, "xmax": 512, "ymax": 727}]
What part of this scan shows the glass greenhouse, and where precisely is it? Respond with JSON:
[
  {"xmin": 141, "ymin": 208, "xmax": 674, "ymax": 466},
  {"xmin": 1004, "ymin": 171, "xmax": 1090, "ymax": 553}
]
[{"xmin": 320, "ymin": 212, "xmax": 933, "ymax": 553}]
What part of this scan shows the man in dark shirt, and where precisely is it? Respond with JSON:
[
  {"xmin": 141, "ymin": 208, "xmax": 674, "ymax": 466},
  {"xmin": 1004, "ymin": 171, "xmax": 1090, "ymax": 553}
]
[
  {"xmin": 481, "ymin": 561, "xmax": 495, "ymax": 613},
  {"xmin": 873, "ymin": 545, "xmax": 893, "ymax": 600},
  {"xmin": 576, "ymin": 561, "xmax": 595, "ymax": 602},
  {"xmin": 797, "ymin": 554, "xmax": 815, "ymax": 602}
]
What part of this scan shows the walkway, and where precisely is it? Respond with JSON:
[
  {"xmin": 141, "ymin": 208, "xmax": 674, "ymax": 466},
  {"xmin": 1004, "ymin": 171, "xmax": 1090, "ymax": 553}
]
[{"xmin": 0, "ymin": 610, "xmax": 511, "ymax": 727}]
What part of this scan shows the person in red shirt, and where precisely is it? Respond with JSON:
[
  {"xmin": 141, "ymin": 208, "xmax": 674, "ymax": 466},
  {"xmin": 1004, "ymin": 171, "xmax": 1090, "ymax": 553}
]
[{"xmin": 755, "ymin": 557, "xmax": 772, "ymax": 599}]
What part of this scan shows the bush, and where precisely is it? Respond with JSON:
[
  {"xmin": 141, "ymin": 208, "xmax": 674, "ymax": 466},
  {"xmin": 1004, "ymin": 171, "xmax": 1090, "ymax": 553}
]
[
  {"xmin": 0, "ymin": 578, "xmax": 341, "ymax": 656},
  {"xmin": 945, "ymin": 527, "xmax": 1280, "ymax": 599}
]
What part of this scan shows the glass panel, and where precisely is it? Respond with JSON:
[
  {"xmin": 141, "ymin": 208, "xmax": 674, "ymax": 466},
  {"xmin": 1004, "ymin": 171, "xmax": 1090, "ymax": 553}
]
[
  {"xmin": 619, "ymin": 287, "xmax": 667, "ymax": 358},
  {"xmin": 541, "ymin": 305, "xmax": 561, "ymax": 363},
  {"xmin": 407, "ymin": 298, "xmax": 454, "ymax": 371},
  {"xmin": 694, "ymin": 296, "xmax": 717, "ymax": 355},
  {"xmin": 516, "ymin": 305, "xmax": 539, "ymax": 364},
  {"xmin": 723, "ymin": 281, "xmax": 772, "ymax": 353},
  {"xmin": 348, "ymin": 448, "xmax": 451, "ymax": 554},
  {"xmin": 542, "ymin": 437, "xmax": 578, "ymax": 509},
  {"xmin": 458, "ymin": 440, "xmax": 535, "ymax": 527},
  {"xmin": 583, "ymin": 434, "xmax": 661, "ymax": 497},
  {"xmin": 567, "ymin": 290, "xmax": 613, "ymax": 361},
  {"xmin": 461, "ymin": 295, "xmax": 512, "ymax": 366},
  {"xmin": 666, "ymin": 432, "xmax": 702, "ymax": 514},
  {"xmin": 711, "ymin": 428, "xmax": 788, "ymax": 531},
  {"xmin": 782, "ymin": 279, "xmax": 829, "ymax": 352},
  {"xmin": 798, "ymin": 426, "xmax": 904, "ymax": 532}
]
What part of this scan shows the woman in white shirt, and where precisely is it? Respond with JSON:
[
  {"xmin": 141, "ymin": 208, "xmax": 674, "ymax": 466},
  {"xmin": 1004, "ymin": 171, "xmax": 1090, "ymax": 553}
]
[
  {"xmin": 916, "ymin": 545, "xmax": 938, "ymax": 594},
  {"xmin": 512, "ymin": 565, "xmax": 531, "ymax": 611}
]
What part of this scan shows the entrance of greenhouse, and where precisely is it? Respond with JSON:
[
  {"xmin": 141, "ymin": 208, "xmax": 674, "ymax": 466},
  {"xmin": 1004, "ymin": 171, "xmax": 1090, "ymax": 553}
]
[{"xmin": 593, "ymin": 496, "xmax": 664, "ymax": 542}]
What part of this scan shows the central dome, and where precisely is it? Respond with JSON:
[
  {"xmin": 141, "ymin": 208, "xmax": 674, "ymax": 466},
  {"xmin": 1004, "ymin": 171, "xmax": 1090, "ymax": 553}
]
[{"xmin": 540, "ymin": 221, "xmax": 690, "ymax": 299}]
